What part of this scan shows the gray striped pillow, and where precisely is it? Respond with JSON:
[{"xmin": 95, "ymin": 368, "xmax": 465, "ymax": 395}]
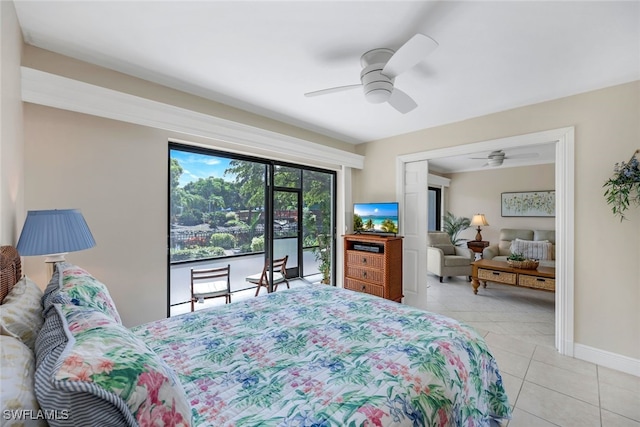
[{"xmin": 510, "ymin": 238, "xmax": 553, "ymax": 260}]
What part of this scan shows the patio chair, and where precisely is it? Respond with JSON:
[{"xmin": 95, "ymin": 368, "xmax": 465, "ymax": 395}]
[
  {"xmin": 190, "ymin": 264, "xmax": 231, "ymax": 311},
  {"xmin": 246, "ymin": 256, "xmax": 289, "ymax": 296}
]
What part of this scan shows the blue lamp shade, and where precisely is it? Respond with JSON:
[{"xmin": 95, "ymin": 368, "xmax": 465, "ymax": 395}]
[{"xmin": 16, "ymin": 209, "xmax": 96, "ymax": 256}]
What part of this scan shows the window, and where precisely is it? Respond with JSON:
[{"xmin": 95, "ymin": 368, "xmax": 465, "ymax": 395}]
[
  {"xmin": 170, "ymin": 148, "xmax": 266, "ymax": 262},
  {"xmin": 428, "ymin": 186, "xmax": 442, "ymax": 231},
  {"xmin": 168, "ymin": 143, "xmax": 336, "ymax": 312}
]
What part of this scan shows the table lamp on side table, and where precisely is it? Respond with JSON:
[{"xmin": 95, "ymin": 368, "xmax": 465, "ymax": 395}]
[
  {"xmin": 16, "ymin": 209, "xmax": 96, "ymax": 278},
  {"xmin": 470, "ymin": 213, "xmax": 489, "ymax": 241}
]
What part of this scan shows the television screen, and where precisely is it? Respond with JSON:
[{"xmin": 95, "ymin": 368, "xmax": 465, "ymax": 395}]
[{"xmin": 353, "ymin": 202, "xmax": 399, "ymax": 235}]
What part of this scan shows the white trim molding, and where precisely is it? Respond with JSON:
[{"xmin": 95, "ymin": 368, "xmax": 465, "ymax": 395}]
[
  {"xmin": 21, "ymin": 67, "xmax": 364, "ymax": 170},
  {"xmin": 428, "ymin": 173, "xmax": 451, "ymax": 187},
  {"xmin": 574, "ymin": 344, "xmax": 640, "ymax": 377}
]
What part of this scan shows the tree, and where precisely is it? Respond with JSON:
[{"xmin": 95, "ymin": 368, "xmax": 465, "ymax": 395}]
[{"xmin": 170, "ymin": 158, "xmax": 185, "ymax": 221}]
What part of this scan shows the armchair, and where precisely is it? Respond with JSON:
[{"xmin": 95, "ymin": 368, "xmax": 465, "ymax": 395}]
[{"xmin": 427, "ymin": 232, "xmax": 474, "ymax": 282}]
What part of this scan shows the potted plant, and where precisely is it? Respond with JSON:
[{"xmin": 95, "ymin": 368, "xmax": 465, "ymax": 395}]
[
  {"xmin": 603, "ymin": 150, "xmax": 640, "ymax": 221},
  {"xmin": 442, "ymin": 211, "xmax": 471, "ymax": 246}
]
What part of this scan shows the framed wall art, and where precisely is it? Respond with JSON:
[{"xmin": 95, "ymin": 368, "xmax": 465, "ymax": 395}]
[{"xmin": 501, "ymin": 191, "xmax": 555, "ymax": 217}]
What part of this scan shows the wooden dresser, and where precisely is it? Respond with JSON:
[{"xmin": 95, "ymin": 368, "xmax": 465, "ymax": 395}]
[{"xmin": 343, "ymin": 234, "xmax": 403, "ymax": 302}]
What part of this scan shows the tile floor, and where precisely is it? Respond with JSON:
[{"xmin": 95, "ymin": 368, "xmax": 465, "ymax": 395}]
[
  {"xmin": 424, "ymin": 274, "xmax": 640, "ymax": 427},
  {"xmin": 177, "ymin": 274, "xmax": 640, "ymax": 426}
]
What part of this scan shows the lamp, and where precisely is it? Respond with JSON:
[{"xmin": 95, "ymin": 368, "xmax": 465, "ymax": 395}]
[
  {"xmin": 470, "ymin": 214, "xmax": 489, "ymax": 241},
  {"xmin": 16, "ymin": 209, "xmax": 96, "ymax": 276}
]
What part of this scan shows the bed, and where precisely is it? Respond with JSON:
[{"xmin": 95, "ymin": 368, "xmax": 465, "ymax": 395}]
[{"xmin": 0, "ymin": 245, "xmax": 511, "ymax": 426}]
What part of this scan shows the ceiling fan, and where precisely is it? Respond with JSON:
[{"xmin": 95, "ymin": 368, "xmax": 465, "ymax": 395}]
[
  {"xmin": 471, "ymin": 150, "xmax": 539, "ymax": 167},
  {"xmin": 304, "ymin": 34, "xmax": 438, "ymax": 114}
]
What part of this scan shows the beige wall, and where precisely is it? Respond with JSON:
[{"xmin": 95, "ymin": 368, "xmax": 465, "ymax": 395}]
[
  {"xmin": 0, "ymin": 1, "xmax": 23, "ymax": 244},
  {"xmin": 446, "ymin": 164, "xmax": 555, "ymax": 243},
  {"xmin": 354, "ymin": 81, "xmax": 640, "ymax": 360}
]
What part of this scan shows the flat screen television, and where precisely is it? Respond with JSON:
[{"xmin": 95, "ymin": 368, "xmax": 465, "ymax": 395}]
[{"xmin": 353, "ymin": 202, "xmax": 399, "ymax": 235}]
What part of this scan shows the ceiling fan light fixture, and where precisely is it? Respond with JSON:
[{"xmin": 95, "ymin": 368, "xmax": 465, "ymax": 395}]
[
  {"xmin": 364, "ymin": 88, "xmax": 392, "ymax": 103},
  {"xmin": 487, "ymin": 157, "xmax": 503, "ymax": 167}
]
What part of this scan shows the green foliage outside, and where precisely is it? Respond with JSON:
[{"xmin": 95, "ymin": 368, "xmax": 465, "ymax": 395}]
[
  {"xmin": 209, "ymin": 233, "xmax": 236, "ymax": 249},
  {"xmin": 171, "ymin": 153, "xmax": 334, "ymax": 279},
  {"xmin": 251, "ymin": 236, "xmax": 265, "ymax": 252},
  {"xmin": 171, "ymin": 247, "xmax": 226, "ymax": 262}
]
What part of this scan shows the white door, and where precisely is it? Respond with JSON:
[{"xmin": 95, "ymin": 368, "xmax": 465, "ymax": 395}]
[{"xmin": 400, "ymin": 160, "xmax": 429, "ymax": 309}]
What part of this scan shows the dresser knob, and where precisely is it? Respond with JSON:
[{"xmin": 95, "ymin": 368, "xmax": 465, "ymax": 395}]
[
  {"xmin": 362, "ymin": 258, "xmax": 367, "ymax": 263},
  {"xmin": 363, "ymin": 271, "xmax": 367, "ymax": 278},
  {"xmin": 361, "ymin": 285, "xmax": 366, "ymax": 291}
]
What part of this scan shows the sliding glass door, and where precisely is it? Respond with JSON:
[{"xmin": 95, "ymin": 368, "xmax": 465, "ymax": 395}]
[{"xmin": 168, "ymin": 143, "xmax": 335, "ymax": 314}]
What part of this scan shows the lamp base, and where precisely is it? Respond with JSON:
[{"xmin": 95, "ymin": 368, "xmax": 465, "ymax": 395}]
[
  {"xmin": 475, "ymin": 227, "xmax": 483, "ymax": 241},
  {"xmin": 45, "ymin": 253, "xmax": 67, "ymax": 278}
]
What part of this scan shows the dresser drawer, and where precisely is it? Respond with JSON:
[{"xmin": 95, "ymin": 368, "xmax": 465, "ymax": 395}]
[
  {"xmin": 478, "ymin": 268, "xmax": 516, "ymax": 285},
  {"xmin": 344, "ymin": 278, "xmax": 385, "ymax": 298},
  {"xmin": 346, "ymin": 250, "xmax": 384, "ymax": 269},
  {"xmin": 346, "ymin": 266, "xmax": 384, "ymax": 285},
  {"xmin": 519, "ymin": 274, "xmax": 555, "ymax": 291}
]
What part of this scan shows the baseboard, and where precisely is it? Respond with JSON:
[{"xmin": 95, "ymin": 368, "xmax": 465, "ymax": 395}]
[{"xmin": 574, "ymin": 343, "xmax": 640, "ymax": 377}]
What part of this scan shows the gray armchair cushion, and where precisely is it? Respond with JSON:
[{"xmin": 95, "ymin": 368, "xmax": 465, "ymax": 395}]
[
  {"xmin": 430, "ymin": 244, "xmax": 455, "ymax": 255},
  {"xmin": 427, "ymin": 232, "xmax": 457, "ymax": 255},
  {"xmin": 427, "ymin": 232, "xmax": 473, "ymax": 280},
  {"xmin": 444, "ymin": 256, "xmax": 473, "ymax": 267}
]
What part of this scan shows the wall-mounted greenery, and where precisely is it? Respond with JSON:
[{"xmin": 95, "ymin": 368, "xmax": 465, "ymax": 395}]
[{"xmin": 603, "ymin": 150, "xmax": 640, "ymax": 221}]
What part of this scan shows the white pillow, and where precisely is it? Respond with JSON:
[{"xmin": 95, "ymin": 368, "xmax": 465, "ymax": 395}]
[
  {"xmin": 510, "ymin": 239, "xmax": 553, "ymax": 260},
  {"xmin": 0, "ymin": 277, "xmax": 44, "ymax": 351},
  {"xmin": 0, "ymin": 335, "xmax": 47, "ymax": 427}
]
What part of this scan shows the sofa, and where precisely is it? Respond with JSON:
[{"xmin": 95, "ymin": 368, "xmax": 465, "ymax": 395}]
[
  {"xmin": 427, "ymin": 231, "xmax": 474, "ymax": 282},
  {"xmin": 482, "ymin": 228, "xmax": 555, "ymax": 268}
]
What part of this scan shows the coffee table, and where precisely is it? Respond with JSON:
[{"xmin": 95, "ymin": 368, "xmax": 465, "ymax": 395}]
[{"xmin": 471, "ymin": 259, "xmax": 555, "ymax": 295}]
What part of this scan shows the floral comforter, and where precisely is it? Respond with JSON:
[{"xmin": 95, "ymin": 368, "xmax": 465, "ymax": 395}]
[{"xmin": 132, "ymin": 285, "xmax": 511, "ymax": 426}]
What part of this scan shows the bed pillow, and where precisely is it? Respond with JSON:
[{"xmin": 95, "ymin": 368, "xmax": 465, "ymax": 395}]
[
  {"xmin": 0, "ymin": 276, "xmax": 44, "ymax": 351},
  {"xmin": 42, "ymin": 263, "xmax": 122, "ymax": 324},
  {"xmin": 35, "ymin": 303, "xmax": 191, "ymax": 427},
  {"xmin": 0, "ymin": 335, "xmax": 48, "ymax": 427},
  {"xmin": 510, "ymin": 238, "xmax": 553, "ymax": 260}
]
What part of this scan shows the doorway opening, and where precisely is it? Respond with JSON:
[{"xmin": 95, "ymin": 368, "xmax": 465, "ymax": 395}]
[{"xmin": 396, "ymin": 127, "xmax": 575, "ymax": 356}]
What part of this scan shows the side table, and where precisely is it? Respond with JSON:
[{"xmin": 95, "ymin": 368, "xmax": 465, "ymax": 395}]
[{"xmin": 467, "ymin": 240, "xmax": 489, "ymax": 260}]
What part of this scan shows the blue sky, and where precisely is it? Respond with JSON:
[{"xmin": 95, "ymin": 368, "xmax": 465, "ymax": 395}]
[
  {"xmin": 354, "ymin": 202, "xmax": 398, "ymax": 217},
  {"xmin": 171, "ymin": 149, "xmax": 233, "ymax": 187}
]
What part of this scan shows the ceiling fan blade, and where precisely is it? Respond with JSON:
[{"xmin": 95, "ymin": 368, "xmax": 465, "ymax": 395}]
[
  {"xmin": 388, "ymin": 88, "xmax": 417, "ymax": 114},
  {"xmin": 304, "ymin": 84, "xmax": 362, "ymax": 97},
  {"xmin": 382, "ymin": 34, "xmax": 438, "ymax": 79},
  {"xmin": 505, "ymin": 153, "xmax": 540, "ymax": 160}
]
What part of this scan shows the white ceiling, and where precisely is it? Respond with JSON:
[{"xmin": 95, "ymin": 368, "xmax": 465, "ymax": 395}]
[{"xmin": 13, "ymin": 0, "xmax": 640, "ymax": 154}]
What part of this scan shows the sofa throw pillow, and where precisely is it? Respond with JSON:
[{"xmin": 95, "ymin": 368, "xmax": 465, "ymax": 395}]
[
  {"xmin": 510, "ymin": 239, "xmax": 553, "ymax": 260},
  {"xmin": 0, "ymin": 276, "xmax": 44, "ymax": 351},
  {"xmin": 35, "ymin": 303, "xmax": 192, "ymax": 427}
]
